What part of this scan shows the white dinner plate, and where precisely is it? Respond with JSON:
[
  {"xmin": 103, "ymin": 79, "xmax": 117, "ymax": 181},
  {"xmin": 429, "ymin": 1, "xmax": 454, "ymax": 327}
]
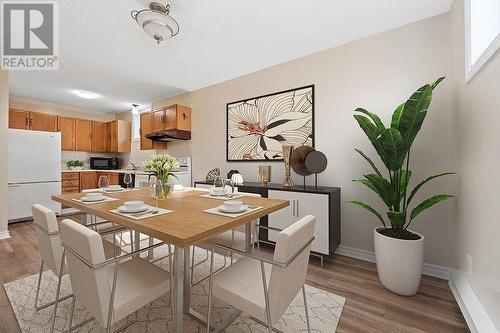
[
  {"xmin": 117, "ymin": 205, "xmax": 149, "ymax": 214},
  {"xmin": 81, "ymin": 196, "xmax": 105, "ymax": 202},
  {"xmin": 218, "ymin": 205, "xmax": 248, "ymax": 214},
  {"xmin": 105, "ymin": 187, "xmax": 124, "ymax": 192}
]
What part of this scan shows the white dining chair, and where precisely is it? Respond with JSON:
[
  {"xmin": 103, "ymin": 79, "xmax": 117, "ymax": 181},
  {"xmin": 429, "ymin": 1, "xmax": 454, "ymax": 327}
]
[
  {"xmin": 191, "ymin": 192, "xmax": 262, "ymax": 286},
  {"xmin": 31, "ymin": 204, "xmax": 123, "ymax": 312},
  {"xmin": 206, "ymin": 215, "xmax": 316, "ymax": 333},
  {"xmin": 56, "ymin": 218, "xmax": 172, "ymax": 333}
]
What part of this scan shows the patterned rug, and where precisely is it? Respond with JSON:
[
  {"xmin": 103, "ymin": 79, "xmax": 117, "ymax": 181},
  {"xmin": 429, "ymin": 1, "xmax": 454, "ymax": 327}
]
[{"xmin": 3, "ymin": 245, "xmax": 345, "ymax": 332}]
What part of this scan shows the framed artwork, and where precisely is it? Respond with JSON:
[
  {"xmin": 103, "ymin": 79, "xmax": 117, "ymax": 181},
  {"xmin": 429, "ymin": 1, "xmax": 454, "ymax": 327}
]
[{"xmin": 226, "ymin": 85, "xmax": 314, "ymax": 161}]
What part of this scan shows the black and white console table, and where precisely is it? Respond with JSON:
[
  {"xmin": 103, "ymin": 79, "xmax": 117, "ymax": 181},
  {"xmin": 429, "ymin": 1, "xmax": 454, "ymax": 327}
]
[{"xmin": 194, "ymin": 181, "xmax": 341, "ymax": 264}]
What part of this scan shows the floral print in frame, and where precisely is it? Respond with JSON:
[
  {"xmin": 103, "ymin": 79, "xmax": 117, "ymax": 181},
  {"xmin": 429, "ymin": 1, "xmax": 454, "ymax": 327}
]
[{"xmin": 226, "ymin": 85, "xmax": 314, "ymax": 161}]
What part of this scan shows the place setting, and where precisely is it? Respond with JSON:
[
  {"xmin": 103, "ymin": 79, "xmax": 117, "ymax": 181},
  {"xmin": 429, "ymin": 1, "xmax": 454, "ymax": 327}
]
[
  {"xmin": 203, "ymin": 200, "xmax": 262, "ymax": 218},
  {"xmin": 72, "ymin": 192, "xmax": 119, "ymax": 204},
  {"xmin": 199, "ymin": 177, "xmax": 246, "ymax": 200},
  {"xmin": 110, "ymin": 200, "xmax": 172, "ymax": 220}
]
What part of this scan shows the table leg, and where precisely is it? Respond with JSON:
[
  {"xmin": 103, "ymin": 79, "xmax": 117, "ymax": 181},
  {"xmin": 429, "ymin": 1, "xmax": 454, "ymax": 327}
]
[
  {"xmin": 183, "ymin": 246, "xmax": 191, "ymax": 313},
  {"xmin": 134, "ymin": 231, "xmax": 140, "ymax": 258},
  {"xmin": 245, "ymin": 223, "xmax": 252, "ymax": 252},
  {"xmin": 172, "ymin": 246, "xmax": 184, "ymax": 333}
]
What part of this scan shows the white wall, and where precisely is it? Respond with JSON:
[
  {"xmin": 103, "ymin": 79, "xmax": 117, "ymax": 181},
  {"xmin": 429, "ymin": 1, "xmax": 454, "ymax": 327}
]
[
  {"xmin": 450, "ymin": 0, "xmax": 500, "ymax": 328},
  {"xmin": 0, "ymin": 71, "xmax": 9, "ymax": 238},
  {"xmin": 151, "ymin": 14, "xmax": 455, "ymax": 267}
]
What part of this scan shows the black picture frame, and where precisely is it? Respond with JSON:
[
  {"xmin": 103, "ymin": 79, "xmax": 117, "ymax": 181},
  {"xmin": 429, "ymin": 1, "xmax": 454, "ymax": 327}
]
[{"xmin": 226, "ymin": 84, "xmax": 315, "ymax": 162}]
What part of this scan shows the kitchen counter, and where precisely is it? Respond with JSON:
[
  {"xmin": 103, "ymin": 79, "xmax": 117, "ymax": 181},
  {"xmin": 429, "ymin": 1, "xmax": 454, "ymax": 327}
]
[{"xmin": 61, "ymin": 169, "xmax": 191, "ymax": 175}]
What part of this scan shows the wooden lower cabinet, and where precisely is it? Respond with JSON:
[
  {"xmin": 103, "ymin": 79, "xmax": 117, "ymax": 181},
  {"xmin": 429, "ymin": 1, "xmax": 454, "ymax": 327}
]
[
  {"xmin": 97, "ymin": 172, "xmax": 119, "ymax": 185},
  {"xmin": 79, "ymin": 172, "xmax": 98, "ymax": 191},
  {"xmin": 61, "ymin": 172, "xmax": 80, "ymax": 208}
]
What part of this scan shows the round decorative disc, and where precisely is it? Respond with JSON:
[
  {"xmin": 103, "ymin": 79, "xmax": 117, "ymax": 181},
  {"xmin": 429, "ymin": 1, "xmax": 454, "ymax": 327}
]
[
  {"xmin": 305, "ymin": 151, "xmax": 327, "ymax": 174},
  {"xmin": 291, "ymin": 146, "xmax": 315, "ymax": 176}
]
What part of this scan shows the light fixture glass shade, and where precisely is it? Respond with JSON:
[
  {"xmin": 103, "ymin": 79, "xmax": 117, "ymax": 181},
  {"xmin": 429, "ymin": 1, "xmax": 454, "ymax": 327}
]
[
  {"xmin": 133, "ymin": 8, "xmax": 179, "ymax": 44},
  {"xmin": 131, "ymin": 105, "xmax": 139, "ymax": 114}
]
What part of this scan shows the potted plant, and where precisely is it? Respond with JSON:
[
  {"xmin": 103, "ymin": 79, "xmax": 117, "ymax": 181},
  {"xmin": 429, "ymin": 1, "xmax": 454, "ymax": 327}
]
[
  {"xmin": 348, "ymin": 77, "xmax": 454, "ymax": 296},
  {"xmin": 143, "ymin": 154, "xmax": 179, "ymax": 199},
  {"xmin": 67, "ymin": 160, "xmax": 84, "ymax": 170}
]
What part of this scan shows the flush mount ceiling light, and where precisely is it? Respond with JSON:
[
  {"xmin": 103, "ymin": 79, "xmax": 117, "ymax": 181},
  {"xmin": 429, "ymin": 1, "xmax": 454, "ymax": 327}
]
[
  {"xmin": 73, "ymin": 90, "xmax": 99, "ymax": 99},
  {"xmin": 131, "ymin": 2, "xmax": 180, "ymax": 45},
  {"xmin": 131, "ymin": 104, "xmax": 139, "ymax": 115}
]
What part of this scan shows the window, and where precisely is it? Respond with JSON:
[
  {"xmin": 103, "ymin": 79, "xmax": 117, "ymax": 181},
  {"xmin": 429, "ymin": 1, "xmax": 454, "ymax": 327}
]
[
  {"xmin": 132, "ymin": 111, "xmax": 140, "ymax": 141},
  {"xmin": 466, "ymin": 0, "xmax": 500, "ymax": 82}
]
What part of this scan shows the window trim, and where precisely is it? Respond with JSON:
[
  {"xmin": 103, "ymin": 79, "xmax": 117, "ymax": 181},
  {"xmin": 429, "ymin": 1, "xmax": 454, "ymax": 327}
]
[
  {"xmin": 465, "ymin": 0, "xmax": 500, "ymax": 83},
  {"xmin": 131, "ymin": 111, "xmax": 141, "ymax": 142}
]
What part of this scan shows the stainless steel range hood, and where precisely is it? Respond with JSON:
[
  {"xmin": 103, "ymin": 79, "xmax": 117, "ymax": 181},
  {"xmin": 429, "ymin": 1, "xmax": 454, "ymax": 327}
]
[{"xmin": 145, "ymin": 129, "xmax": 191, "ymax": 142}]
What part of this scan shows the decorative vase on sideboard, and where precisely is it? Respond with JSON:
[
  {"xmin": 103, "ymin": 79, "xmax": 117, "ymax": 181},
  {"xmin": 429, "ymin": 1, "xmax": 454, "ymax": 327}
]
[
  {"xmin": 282, "ymin": 146, "xmax": 294, "ymax": 187},
  {"xmin": 374, "ymin": 227, "xmax": 424, "ymax": 296}
]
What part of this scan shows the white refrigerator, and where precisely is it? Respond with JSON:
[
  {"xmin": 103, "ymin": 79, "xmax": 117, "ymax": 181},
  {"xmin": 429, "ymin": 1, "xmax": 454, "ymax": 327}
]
[{"xmin": 8, "ymin": 129, "xmax": 62, "ymax": 222}]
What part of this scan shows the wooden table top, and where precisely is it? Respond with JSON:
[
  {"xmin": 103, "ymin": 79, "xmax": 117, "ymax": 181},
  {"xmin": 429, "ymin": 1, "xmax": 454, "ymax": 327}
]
[{"xmin": 52, "ymin": 189, "xmax": 289, "ymax": 248}]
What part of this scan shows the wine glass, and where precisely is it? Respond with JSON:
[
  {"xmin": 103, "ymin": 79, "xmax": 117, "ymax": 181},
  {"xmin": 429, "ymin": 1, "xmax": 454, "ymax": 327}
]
[
  {"xmin": 213, "ymin": 175, "xmax": 224, "ymax": 198},
  {"xmin": 123, "ymin": 172, "xmax": 133, "ymax": 190},
  {"xmin": 150, "ymin": 178, "xmax": 161, "ymax": 207},
  {"xmin": 223, "ymin": 178, "xmax": 234, "ymax": 198},
  {"xmin": 98, "ymin": 175, "xmax": 109, "ymax": 192}
]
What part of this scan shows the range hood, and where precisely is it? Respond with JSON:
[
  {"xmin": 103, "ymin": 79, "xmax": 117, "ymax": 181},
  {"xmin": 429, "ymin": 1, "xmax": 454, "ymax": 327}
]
[{"xmin": 146, "ymin": 129, "xmax": 191, "ymax": 142}]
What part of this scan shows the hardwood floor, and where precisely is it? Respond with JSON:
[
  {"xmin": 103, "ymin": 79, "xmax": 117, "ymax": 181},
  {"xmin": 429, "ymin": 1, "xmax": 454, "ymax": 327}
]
[{"xmin": 0, "ymin": 222, "xmax": 468, "ymax": 333}]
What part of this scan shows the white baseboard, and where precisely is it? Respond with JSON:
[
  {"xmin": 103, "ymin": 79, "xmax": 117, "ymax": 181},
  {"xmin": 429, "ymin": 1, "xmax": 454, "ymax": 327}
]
[
  {"xmin": 335, "ymin": 244, "xmax": 449, "ymax": 280},
  {"xmin": 0, "ymin": 230, "xmax": 11, "ymax": 240},
  {"xmin": 449, "ymin": 269, "xmax": 498, "ymax": 333}
]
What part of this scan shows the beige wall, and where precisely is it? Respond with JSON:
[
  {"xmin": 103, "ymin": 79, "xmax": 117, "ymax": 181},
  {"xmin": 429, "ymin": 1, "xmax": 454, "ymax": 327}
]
[
  {"xmin": 450, "ymin": 0, "xmax": 500, "ymax": 328},
  {"xmin": 153, "ymin": 14, "xmax": 455, "ymax": 266},
  {"xmin": 9, "ymin": 96, "xmax": 115, "ymax": 122},
  {"xmin": 0, "ymin": 71, "xmax": 9, "ymax": 237}
]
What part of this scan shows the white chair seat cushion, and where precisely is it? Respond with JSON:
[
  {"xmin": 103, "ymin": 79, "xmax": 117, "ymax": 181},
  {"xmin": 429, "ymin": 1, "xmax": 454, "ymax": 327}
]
[
  {"xmin": 197, "ymin": 230, "xmax": 246, "ymax": 256},
  {"xmin": 110, "ymin": 257, "xmax": 170, "ymax": 323},
  {"xmin": 212, "ymin": 257, "xmax": 272, "ymax": 323}
]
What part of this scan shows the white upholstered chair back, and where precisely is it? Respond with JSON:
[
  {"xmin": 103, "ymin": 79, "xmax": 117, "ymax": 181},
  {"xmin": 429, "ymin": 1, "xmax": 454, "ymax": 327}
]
[
  {"xmin": 268, "ymin": 215, "xmax": 315, "ymax": 324},
  {"xmin": 234, "ymin": 192, "xmax": 261, "ymax": 233},
  {"xmin": 32, "ymin": 204, "xmax": 64, "ymax": 276},
  {"xmin": 59, "ymin": 219, "xmax": 111, "ymax": 326}
]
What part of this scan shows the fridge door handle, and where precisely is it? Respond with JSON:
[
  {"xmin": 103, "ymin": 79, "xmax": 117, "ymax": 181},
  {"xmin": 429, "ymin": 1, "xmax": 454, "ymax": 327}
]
[
  {"xmin": 296, "ymin": 200, "xmax": 299, "ymax": 216},
  {"xmin": 8, "ymin": 183, "xmax": 20, "ymax": 187},
  {"xmin": 292, "ymin": 200, "xmax": 295, "ymax": 216}
]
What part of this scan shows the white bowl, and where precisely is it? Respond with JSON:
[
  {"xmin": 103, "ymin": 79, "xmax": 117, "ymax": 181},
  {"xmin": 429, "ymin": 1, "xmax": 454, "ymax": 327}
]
[
  {"xmin": 109, "ymin": 184, "xmax": 121, "ymax": 189},
  {"xmin": 223, "ymin": 200, "xmax": 243, "ymax": 211},
  {"xmin": 86, "ymin": 193, "xmax": 103, "ymax": 199},
  {"xmin": 124, "ymin": 200, "xmax": 144, "ymax": 211}
]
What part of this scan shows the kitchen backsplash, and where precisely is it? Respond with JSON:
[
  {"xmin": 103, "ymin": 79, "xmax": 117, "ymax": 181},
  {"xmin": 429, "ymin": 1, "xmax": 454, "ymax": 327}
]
[
  {"xmin": 61, "ymin": 151, "xmax": 117, "ymax": 169},
  {"xmin": 120, "ymin": 141, "xmax": 164, "ymax": 170}
]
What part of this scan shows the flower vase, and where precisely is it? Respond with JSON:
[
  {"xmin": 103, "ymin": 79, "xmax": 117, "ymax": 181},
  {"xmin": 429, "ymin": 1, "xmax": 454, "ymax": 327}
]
[
  {"xmin": 282, "ymin": 146, "xmax": 294, "ymax": 187},
  {"xmin": 152, "ymin": 178, "xmax": 173, "ymax": 199}
]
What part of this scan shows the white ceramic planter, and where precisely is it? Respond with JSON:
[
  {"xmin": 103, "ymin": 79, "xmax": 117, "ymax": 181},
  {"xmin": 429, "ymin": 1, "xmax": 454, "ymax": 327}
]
[{"xmin": 374, "ymin": 227, "xmax": 424, "ymax": 296}]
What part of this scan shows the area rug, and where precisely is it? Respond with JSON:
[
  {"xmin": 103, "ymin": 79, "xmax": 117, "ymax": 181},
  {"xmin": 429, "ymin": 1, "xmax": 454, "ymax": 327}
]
[{"xmin": 3, "ymin": 245, "xmax": 345, "ymax": 332}]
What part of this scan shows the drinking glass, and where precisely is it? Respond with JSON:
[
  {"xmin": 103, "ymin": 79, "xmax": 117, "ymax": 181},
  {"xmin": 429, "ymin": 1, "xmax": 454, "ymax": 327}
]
[
  {"xmin": 224, "ymin": 179, "xmax": 234, "ymax": 198},
  {"xmin": 213, "ymin": 175, "xmax": 224, "ymax": 197},
  {"xmin": 150, "ymin": 178, "xmax": 160, "ymax": 207},
  {"xmin": 123, "ymin": 173, "xmax": 133, "ymax": 190},
  {"xmin": 98, "ymin": 175, "xmax": 109, "ymax": 191}
]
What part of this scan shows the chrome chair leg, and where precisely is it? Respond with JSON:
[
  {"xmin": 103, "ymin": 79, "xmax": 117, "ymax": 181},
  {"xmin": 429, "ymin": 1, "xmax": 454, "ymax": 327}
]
[
  {"xmin": 34, "ymin": 261, "xmax": 43, "ymax": 309},
  {"xmin": 50, "ymin": 250, "xmax": 66, "ymax": 333},
  {"xmin": 191, "ymin": 251, "xmax": 228, "ymax": 287},
  {"xmin": 148, "ymin": 236, "xmax": 154, "ymax": 260},
  {"xmin": 260, "ymin": 261, "xmax": 273, "ymax": 333},
  {"xmin": 67, "ymin": 296, "xmax": 76, "ymax": 332},
  {"xmin": 206, "ymin": 247, "xmax": 215, "ymax": 333},
  {"xmin": 302, "ymin": 285, "xmax": 311, "ymax": 333}
]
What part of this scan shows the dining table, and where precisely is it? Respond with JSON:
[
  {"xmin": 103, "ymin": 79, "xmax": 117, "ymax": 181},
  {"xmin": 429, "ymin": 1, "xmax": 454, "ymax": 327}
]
[{"xmin": 52, "ymin": 188, "xmax": 289, "ymax": 332}]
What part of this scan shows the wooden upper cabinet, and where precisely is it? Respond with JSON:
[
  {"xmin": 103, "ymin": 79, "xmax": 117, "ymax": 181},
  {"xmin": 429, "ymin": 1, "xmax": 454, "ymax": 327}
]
[
  {"xmin": 108, "ymin": 120, "xmax": 131, "ymax": 153},
  {"xmin": 152, "ymin": 109, "xmax": 165, "ymax": 132},
  {"xmin": 30, "ymin": 111, "xmax": 57, "ymax": 132},
  {"xmin": 75, "ymin": 118, "xmax": 92, "ymax": 152},
  {"xmin": 9, "ymin": 109, "xmax": 29, "ymax": 130},
  {"xmin": 57, "ymin": 116, "xmax": 76, "ymax": 151},
  {"xmin": 140, "ymin": 112, "xmax": 167, "ymax": 150},
  {"xmin": 92, "ymin": 121, "xmax": 109, "ymax": 153},
  {"xmin": 173, "ymin": 104, "xmax": 191, "ymax": 131},
  {"xmin": 151, "ymin": 104, "xmax": 192, "ymax": 132}
]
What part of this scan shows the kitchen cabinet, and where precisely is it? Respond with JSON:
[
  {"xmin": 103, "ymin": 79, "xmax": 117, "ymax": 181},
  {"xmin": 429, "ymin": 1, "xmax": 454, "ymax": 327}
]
[
  {"xmin": 57, "ymin": 116, "xmax": 76, "ymax": 151},
  {"xmin": 61, "ymin": 172, "xmax": 80, "ymax": 208},
  {"xmin": 79, "ymin": 172, "xmax": 98, "ymax": 191},
  {"xmin": 96, "ymin": 172, "xmax": 119, "ymax": 185},
  {"xmin": 9, "ymin": 109, "xmax": 30, "ymax": 129},
  {"xmin": 75, "ymin": 118, "xmax": 92, "ymax": 152},
  {"xmin": 91, "ymin": 121, "xmax": 109, "ymax": 153},
  {"xmin": 8, "ymin": 109, "xmax": 57, "ymax": 132},
  {"xmin": 151, "ymin": 104, "xmax": 191, "ymax": 132},
  {"xmin": 108, "ymin": 120, "xmax": 131, "ymax": 153},
  {"xmin": 140, "ymin": 112, "xmax": 168, "ymax": 150}
]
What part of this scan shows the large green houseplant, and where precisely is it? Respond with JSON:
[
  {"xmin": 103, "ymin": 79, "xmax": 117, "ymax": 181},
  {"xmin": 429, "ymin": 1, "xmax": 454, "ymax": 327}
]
[{"xmin": 348, "ymin": 77, "xmax": 455, "ymax": 295}]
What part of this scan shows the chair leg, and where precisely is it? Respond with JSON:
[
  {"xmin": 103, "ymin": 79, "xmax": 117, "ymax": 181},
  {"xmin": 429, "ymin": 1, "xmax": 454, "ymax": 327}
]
[
  {"xmin": 206, "ymin": 248, "xmax": 215, "ymax": 333},
  {"xmin": 34, "ymin": 261, "xmax": 44, "ymax": 309},
  {"xmin": 129, "ymin": 230, "xmax": 134, "ymax": 252},
  {"xmin": 148, "ymin": 236, "xmax": 154, "ymax": 260},
  {"xmin": 302, "ymin": 285, "xmax": 311, "ymax": 333},
  {"xmin": 67, "ymin": 296, "xmax": 76, "ymax": 333},
  {"xmin": 260, "ymin": 261, "xmax": 273, "ymax": 333},
  {"xmin": 50, "ymin": 250, "xmax": 66, "ymax": 333}
]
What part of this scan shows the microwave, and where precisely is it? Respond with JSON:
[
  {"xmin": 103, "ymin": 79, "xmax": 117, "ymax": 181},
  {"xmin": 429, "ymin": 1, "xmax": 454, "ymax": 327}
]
[{"xmin": 90, "ymin": 157, "xmax": 120, "ymax": 170}]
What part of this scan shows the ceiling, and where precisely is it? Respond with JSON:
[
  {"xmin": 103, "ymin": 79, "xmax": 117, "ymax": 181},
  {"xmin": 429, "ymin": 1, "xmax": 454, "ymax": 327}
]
[{"xmin": 9, "ymin": 0, "xmax": 453, "ymax": 113}]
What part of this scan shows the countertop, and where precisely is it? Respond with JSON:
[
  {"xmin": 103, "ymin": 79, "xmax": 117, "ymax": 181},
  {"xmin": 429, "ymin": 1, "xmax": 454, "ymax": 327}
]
[{"xmin": 62, "ymin": 169, "xmax": 190, "ymax": 175}]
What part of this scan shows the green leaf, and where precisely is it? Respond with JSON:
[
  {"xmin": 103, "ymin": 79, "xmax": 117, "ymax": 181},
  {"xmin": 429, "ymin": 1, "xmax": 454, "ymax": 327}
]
[
  {"xmin": 379, "ymin": 128, "xmax": 407, "ymax": 171},
  {"xmin": 391, "ymin": 103, "xmax": 405, "ymax": 129},
  {"xmin": 354, "ymin": 148, "xmax": 382, "ymax": 177},
  {"xmin": 347, "ymin": 200, "xmax": 386, "ymax": 227},
  {"xmin": 364, "ymin": 174, "xmax": 395, "ymax": 208},
  {"xmin": 354, "ymin": 179, "xmax": 392, "ymax": 208},
  {"xmin": 431, "ymin": 77, "xmax": 445, "ymax": 90},
  {"xmin": 355, "ymin": 108, "xmax": 385, "ymax": 133},
  {"xmin": 398, "ymin": 84, "xmax": 433, "ymax": 150},
  {"xmin": 354, "ymin": 115, "xmax": 388, "ymax": 166},
  {"xmin": 407, "ymin": 172, "xmax": 455, "ymax": 205},
  {"xmin": 387, "ymin": 211, "xmax": 407, "ymax": 231},
  {"xmin": 395, "ymin": 170, "xmax": 412, "ymax": 200},
  {"xmin": 410, "ymin": 194, "xmax": 454, "ymax": 220}
]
